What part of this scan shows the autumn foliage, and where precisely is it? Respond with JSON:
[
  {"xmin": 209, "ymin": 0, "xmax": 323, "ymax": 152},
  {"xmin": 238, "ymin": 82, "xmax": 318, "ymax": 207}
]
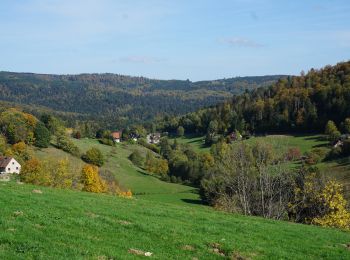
[{"xmin": 81, "ymin": 164, "xmax": 107, "ymax": 193}]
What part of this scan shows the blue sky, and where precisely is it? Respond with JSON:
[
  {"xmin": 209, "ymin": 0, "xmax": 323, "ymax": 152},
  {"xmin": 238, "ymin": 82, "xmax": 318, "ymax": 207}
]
[{"xmin": 0, "ymin": 0, "xmax": 349, "ymax": 80}]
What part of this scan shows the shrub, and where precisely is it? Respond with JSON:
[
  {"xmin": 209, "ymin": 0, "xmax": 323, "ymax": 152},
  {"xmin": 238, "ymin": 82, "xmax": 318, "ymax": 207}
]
[
  {"xmin": 144, "ymin": 151, "xmax": 168, "ymax": 176},
  {"xmin": 326, "ymin": 147, "xmax": 343, "ymax": 160},
  {"xmin": 305, "ymin": 148, "xmax": 328, "ymax": 165},
  {"xmin": 98, "ymin": 138, "xmax": 115, "ymax": 146},
  {"xmin": 129, "ymin": 150, "xmax": 144, "ymax": 167},
  {"xmin": 81, "ymin": 164, "xmax": 107, "ymax": 193},
  {"xmin": 177, "ymin": 126, "xmax": 185, "ymax": 137},
  {"xmin": 138, "ymin": 138, "xmax": 160, "ymax": 153},
  {"xmin": 325, "ymin": 120, "xmax": 341, "ymax": 142},
  {"xmin": 56, "ymin": 134, "xmax": 80, "ymax": 156},
  {"xmin": 82, "ymin": 147, "xmax": 104, "ymax": 167},
  {"xmin": 73, "ymin": 131, "xmax": 81, "ymax": 139},
  {"xmin": 285, "ymin": 147, "xmax": 301, "ymax": 161},
  {"xmin": 312, "ymin": 181, "xmax": 350, "ymax": 230}
]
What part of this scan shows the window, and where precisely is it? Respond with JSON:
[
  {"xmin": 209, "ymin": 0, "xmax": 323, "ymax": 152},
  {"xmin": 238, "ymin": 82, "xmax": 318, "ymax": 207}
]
[
  {"xmin": 12, "ymin": 162, "xmax": 14, "ymax": 165},
  {"xmin": 16, "ymin": 167, "xmax": 18, "ymax": 170},
  {"xmin": 8, "ymin": 168, "xmax": 10, "ymax": 171}
]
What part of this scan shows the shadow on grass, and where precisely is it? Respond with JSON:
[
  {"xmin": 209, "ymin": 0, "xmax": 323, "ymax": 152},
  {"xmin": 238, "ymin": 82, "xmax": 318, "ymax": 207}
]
[
  {"xmin": 335, "ymin": 157, "xmax": 350, "ymax": 167},
  {"xmin": 303, "ymin": 135, "xmax": 327, "ymax": 142},
  {"xmin": 136, "ymin": 169, "xmax": 160, "ymax": 178},
  {"xmin": 181, "ymin": 198, "xmax": 204, "ymax": 205},
  {"xmin": 312, "ymin": 143, "xmax": 329, "ymax": 149}
]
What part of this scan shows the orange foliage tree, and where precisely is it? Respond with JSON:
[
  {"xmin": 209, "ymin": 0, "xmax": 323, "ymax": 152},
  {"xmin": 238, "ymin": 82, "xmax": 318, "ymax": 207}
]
[{"xmin": 81, "ymin": 164, "xmax": 107, "ymax": 193}]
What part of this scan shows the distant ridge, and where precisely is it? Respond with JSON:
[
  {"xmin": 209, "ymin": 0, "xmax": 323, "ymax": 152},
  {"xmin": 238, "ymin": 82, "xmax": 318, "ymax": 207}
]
[{"xmin": 0, "ymin": 71, "xmax": 284, "ymax": 128}]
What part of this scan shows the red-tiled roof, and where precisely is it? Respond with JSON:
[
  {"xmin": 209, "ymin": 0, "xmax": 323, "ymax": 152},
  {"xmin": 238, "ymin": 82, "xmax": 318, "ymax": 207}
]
[
  {"xmin": 111, "ymin": 131, "xmax": 122, "ymax": 139},
  {"xmin": 0, "ymin": 157, "xmax": 12, "ymax": 168}
]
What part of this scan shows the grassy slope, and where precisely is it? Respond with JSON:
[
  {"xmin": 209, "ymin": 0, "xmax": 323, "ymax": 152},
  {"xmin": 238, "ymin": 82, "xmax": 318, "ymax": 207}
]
[
  {"xmin": 34, "ymin": 139, "xmax": 200, "ymax": 205},
  {"xmin": 169, "ymin": 136, "xmax": 211, "ymax": 153},
  {"xmin": 1, "ymin": 181, "xmax": 350, "ymax": 259}
]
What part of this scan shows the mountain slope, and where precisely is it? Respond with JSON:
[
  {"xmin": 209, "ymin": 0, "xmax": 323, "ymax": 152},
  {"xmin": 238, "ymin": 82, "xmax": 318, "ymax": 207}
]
[{"xmin": 0, "ymin": 72, "xmax": 283, "ymax": 128}]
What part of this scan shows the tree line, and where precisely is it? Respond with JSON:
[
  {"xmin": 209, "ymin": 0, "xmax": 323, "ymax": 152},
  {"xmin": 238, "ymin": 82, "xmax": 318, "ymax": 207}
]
[{"xmin": 158, "ymin": 61, "xmax": 350, "ymax": 138}]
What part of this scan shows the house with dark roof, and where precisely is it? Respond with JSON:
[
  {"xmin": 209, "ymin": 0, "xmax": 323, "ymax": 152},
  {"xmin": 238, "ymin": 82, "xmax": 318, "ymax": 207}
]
[
  {"xmin": 146, "ymin": 133, "xmax": 161, "ymax": 144},
  {"xmin": 0, "ymin": 157, "xmax": 21, "ymax": 175}
]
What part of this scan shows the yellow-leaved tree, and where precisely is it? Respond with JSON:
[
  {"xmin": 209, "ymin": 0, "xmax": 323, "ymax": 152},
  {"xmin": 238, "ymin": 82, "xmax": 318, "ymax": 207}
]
[
  {"xmin": 51, "ymin": 159, "xmax": 72, "ymax": 189},
  {"xmin": 81, "ymin": 164, "xmax": 107, "ymax": 193},
  {"xmin": 20, "ymin": 158, "xmax": 52, "ymax": 186},
  {"xmin": 312, "ymin": 181, "xmax": 350, "ymax": 230}
]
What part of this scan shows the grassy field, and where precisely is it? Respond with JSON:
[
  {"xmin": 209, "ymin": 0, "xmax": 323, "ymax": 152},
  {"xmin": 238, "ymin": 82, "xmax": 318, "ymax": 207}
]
[
  {"xmin": 34, "ymin": 138, "xmax": 200, "ymax": 206},
  {"xmin": 168, "ymin": 135, "xmax": 211, "ymax": 153},
  {"xmin": 1, "ymin": 181, "xmax": 350, "ymax": 259}
]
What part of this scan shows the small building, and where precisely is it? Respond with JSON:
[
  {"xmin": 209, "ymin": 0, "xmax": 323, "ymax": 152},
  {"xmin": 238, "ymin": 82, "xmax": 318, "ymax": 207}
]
[
  {"xmin": 129, "ymin": 133, "xmax": 139, "ymax": 142},
  {"xmin": 229, "ymin": 132, "xmax": 242, "ymax": 142},
  {"xmin": 111, "ymin": 131, "xmax": 122, "ymax": 143},
  {"xmin": 147, "ymin": 133, "xmax": 161, "ymax": 144},
  {"xmin": 333, "ymin": 140, "xmax": 343, "ymax": 148},
  {"xmin": 0, "ymin": 157, "xmax": 21, "ymax": 180}
]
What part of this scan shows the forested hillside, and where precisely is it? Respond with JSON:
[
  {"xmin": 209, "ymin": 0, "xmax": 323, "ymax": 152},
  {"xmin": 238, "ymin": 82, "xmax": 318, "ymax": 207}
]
[
  {"xmin": 159, "ymin": 61, "xmax": 350, "ymax": 135},
  {"xmin": 0, "ymin": 72, "xmax": 282, "ymax": 128}
]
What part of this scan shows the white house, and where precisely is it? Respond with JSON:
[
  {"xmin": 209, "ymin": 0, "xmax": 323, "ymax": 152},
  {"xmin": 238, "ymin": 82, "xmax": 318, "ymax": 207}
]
[
  {"xmin": 111, "ymin": 131, "xmax": 122, "ymax": 143},
  {"xmin": 0, "ymin": 157, "xmax": 21, "ymax": 175}
]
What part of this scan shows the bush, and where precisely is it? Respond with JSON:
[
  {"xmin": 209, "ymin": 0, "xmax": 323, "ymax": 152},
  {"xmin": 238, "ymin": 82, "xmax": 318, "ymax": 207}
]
[
  {"xmin": 98, "ymin": 138, "xmax": 115, "ymax": 146},
  {"xmin": 170, "ymin": 175, "xmax": 177, "ymax": 183},
  {"xmin": 144, "ymin": 151, "xmax": 168, "ymax": 176},
  {"xmin": 129, "ymin": 150, "xmax": 144, "ymax": 167},
  {"xmin": 56, "ymin": 134, "xmax": 80, "ymax": 156},
  {"xmin": 138, "ymin": 138, "xmax": 160, "ymax": 153},
  {"xmin": 177, "ymin": 126, "xmax": 185, "ymax": 137},
  {"xmin": 81, "ymin": 164, "xmax": 107, "ymax": 193},
  {"xmin": 305, "ymin": 148, "xmax": 328, "ymax": 165},
  {"xmin": 326, "ymin": 147, "xmax": 343, "ymax": 160},
  {"xmin": 285, "ymin": 147, "xmax": 301, "ymax": 161},
  {"xmin": 81, "ymin": 147, "xmax": 104, "ymax": 167},
  {"xmin": 73, "ymin": 131, "xmax": 81, "ymax": 139}
]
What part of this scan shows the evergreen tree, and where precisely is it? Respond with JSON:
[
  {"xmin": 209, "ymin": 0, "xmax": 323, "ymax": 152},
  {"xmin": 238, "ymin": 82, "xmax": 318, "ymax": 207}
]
[{"xmin": 34, "ymin": 122, "xmax": 51, "ymax": 148}]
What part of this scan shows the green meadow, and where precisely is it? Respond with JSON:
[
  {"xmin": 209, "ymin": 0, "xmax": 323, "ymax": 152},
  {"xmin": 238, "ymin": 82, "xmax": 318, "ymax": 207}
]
[{"xmin": 1, "ymin": 181, "xmax": 350, "ymax": 259}]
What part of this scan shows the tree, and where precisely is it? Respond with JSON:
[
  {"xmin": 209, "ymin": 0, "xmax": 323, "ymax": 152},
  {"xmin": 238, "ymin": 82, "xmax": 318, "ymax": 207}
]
[
  {"xmin": 177, "ymin": 126, "xmax": 185, "ymax": 137},
  {"xmin": 73, "ymin": 131, "xmax": 81, "ymax": 139},
  {"xmin": 205, "ymin": 120, "xmax": 218, "ymax": 145},
  {"xmin": 51, "ymin": 159, "xmax": 72, "ymax": 188},
  {"xmin": 312, "ymin": 181, "xmax": 350, "ymax": 230},
  {"xmin": 34, "ymin": 122, "xmax": 51, "ymax": 148},
  {"xmin": 0, "ymin": 135, "xmax": 7, "ymax": 154},
  {"xmin": 81, "ymin": 164, "xmax": 107, "ymax": 193},
  {"xmin": 325, "ymin": 120, "xmax": 340, "ymax": 142},
  {"xmin": 129, "ymin": 150, "xmax": 144, "ymax": 167},
  {"xmin": 344, "ymin": 118, "xmax": 350, "ymax": 134},
  {"xmin": 201, "ymin": 142, "xmax": 292, "ymax": 219},
  {"xmin": 20, "ymin": 158, "xmax": 52, "ymax": 186},
  {"xmin": 145, "ymin": 151, "xmax": 168, "ymax": 176},
  {"xmin": 81, "ymin": 147, "xmax": 104, "ymax": 167}
]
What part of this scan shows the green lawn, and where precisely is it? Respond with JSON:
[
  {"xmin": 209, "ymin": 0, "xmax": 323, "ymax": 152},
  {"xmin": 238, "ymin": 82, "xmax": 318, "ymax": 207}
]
[
  {"xmin": 168, "ymin": 135, "xmax": 210, "ymax": 153},
  {"xmin": 0, "ymin": 181, "xmax": 350, "ymax": 259},
  {"xmin": 237, "ymin": 134, "xmax": 329, "ymax": 153}
]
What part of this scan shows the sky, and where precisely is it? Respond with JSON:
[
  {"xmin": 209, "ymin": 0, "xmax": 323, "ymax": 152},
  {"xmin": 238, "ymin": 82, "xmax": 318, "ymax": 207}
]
[{"xmin": 0, "ymin": 0, "xmax": 349, "ymax": 81}]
